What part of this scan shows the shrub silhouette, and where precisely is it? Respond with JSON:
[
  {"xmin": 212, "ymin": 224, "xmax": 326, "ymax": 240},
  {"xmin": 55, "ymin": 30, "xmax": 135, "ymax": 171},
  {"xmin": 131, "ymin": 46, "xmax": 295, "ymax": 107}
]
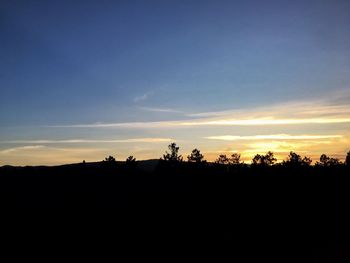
[
  {"xmin": 316, "ymin": 154, "xmax": 341, "ymax": 167},
  {"xmin": 126, "ymin": 156, "xmax": 136, "ymax": 163},
  {"xmin": 252, "ymin": 151, "xmax": 276, "ymax": 166},
  {"xmin": 102, "ymin": 155, "xmax": 117, "ymax": 168},
  {"xmin": 187, "ymin": 148, "xmax": 205, "ymax": 163},
  {"xmin": 162, "ymin": 142, "xmax": 183, "ymax": 162},
  {"xmin": 215, "ymin": 153, "xmax": 243, "ymax": 165},
  {"xmin": 125, "ymin": 155, "xmax": 137, "ymax": 169},
  {"xmin": 104, "ymin": 156, "xmax": 116, "ymax": 162}
]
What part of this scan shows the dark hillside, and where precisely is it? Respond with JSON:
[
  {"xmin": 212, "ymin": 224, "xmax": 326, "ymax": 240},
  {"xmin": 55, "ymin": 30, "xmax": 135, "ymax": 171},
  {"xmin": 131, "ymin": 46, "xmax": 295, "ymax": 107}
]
[{"xmin": 1, "ymin": 162, "xmax": 349, "ymax": 260}]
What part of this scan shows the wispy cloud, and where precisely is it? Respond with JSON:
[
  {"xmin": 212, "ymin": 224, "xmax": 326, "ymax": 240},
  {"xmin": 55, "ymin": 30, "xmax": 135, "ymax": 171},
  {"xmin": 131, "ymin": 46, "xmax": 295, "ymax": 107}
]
[
  {"xmin": 0, "ymin": 145, "xmax": 111, "ymax": 166},
  {"xmin": 0, "ymin": 145, "xmax": 46, "ymax": 154},
  {"xmin": 50, "ymin": 97, "xmax": 350, "ymax": 129},
  {"xmin": 181, "ymin": 117, "xmax": 350, "ymax": 126},
  {"xmin": 138, "ymin": 106, "xmax": 184, "ymax": 114},
  {"xmin": 50, "ymin": 116, "xmax": 350, "ymax": 128},
  {"xmin": 187, "ymin": 101, "xmax": 350, "ymax": 119},
  {"xmin": 133, "ymin": 93, "xmax": 148, "ymax": 103},
  {"xmin": 205, "ymin": 134, "xmax": 343, "ymax": 141},
  {"xmin": 49, "ymin": 121, "xmax": 178, "ymax": 128},
  {"xmin": 186, "ymin": 110, "xmax": 231, "ymax": 118},
  {"xmin": 11, "ymin": 91, "xmax": 348, "ymax": 165},
  {"xmin": 133, "ymin": 90, "xmax": 155, "ymax": 103},
  {"xmin": 2, "ymin": 138, "xmax": 172, "ymax": 144}
]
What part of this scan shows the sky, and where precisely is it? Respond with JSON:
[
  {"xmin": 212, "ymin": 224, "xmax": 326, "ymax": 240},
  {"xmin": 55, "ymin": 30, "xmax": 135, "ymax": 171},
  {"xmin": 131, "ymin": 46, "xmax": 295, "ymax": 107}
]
[{"xmin": 1, "ymin": 0, "xmax": 350, "ymax": 165}]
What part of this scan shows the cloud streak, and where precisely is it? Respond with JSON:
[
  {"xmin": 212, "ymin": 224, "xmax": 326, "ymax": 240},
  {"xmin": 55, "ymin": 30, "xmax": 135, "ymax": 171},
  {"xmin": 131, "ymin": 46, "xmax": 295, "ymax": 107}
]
[
  {"xmin": 50, "ymin": 96, "xmax": 350, "ymax": 129},
  {"xmin": 205, "ymin": 134, "xmax": 343, "ymax": 141},
  {"xmin": 133, "ymin": 93, "xmax": 148, "ymax": 103},
  {"xmin": 2, "ymin": 138, "xmax": 172, "ymax": 144},
  {"xmin": 50, "ymin": 117, "xmax": 350, "ymax": 129},
  {"xmin": 0, "ymin": 145, "xmax": 46, "ymax": 154},
  {"xmin": 138, "ymin": 106, "xmax": 184, "ymax": 114}
]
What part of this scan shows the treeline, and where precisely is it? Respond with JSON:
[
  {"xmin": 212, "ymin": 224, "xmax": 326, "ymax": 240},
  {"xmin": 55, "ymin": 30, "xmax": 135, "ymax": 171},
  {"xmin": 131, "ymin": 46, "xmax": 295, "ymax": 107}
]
[
  {"xmin": 102, "ymin": 142, "xmax": 350, "ymax": 168},
  {"xmin": 0, "ymin": 143, "xmax": 349, "ymax": 259}
]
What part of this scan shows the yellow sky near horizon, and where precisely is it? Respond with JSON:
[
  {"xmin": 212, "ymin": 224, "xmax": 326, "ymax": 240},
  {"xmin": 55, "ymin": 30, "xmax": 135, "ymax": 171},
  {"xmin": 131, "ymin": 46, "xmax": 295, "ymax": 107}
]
[{"xmin": 1, "ymin": 93, "xmax": 350, "ymax": 166}]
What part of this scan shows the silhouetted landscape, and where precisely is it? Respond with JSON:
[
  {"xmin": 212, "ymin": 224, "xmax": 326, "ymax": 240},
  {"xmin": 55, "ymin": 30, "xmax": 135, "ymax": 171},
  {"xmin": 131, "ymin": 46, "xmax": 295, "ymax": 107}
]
[
  {"xmin": 2, "ymin": 0, "xmax": 350, "ymax": 260},
  {"xmin": 1, "ymin": 144, "xmax": 350, "ymax": 260}
]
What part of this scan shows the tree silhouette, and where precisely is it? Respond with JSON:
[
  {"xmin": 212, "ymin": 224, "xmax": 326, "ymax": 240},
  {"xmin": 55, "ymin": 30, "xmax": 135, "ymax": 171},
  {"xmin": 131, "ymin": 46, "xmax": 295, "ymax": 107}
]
[
  {"xmin": 346, "ymin": 151, "xmax": 350, "ymax": 167},
  {"xmin": 103, "ymin": 155, "xmax": 117, "ymax": 168},
  {"xmin": 252, "ymin": 151, "xmax": 276, "ymax": 166},
  {"xmin": 104, "ymin": 156, "xmax": 116, "ymax": 162},
  {"xmin": 162, "ymin": 143, "xmax": 183, "ymax": 162},
  {"xmin": 125, "ymin": 155, "xmax": 137, "ymax": 169},
  {"xmin": 215, "ymin": 154, "xmax": 230, "ymax": 165},
  {"xmin": 320, "ymin": 154, "xmax": 330, "ymax": 165},
  {"xmin": 283, "ymin": 152, "xmax": 312, "ymax": 167},
  {"xmin": 126, "ymin": 156, "xmax": 136, "ymax": 163},
  {"xmin": 252, "ymin": 154, "xmax": 263, "ymax": 165},
  {"xmin": 229, "ymin": 153, "xmax": 243, "ymax": 165},
  {"xmin": 187, "ymin": 148, "xmax": 205, "ymax": 163}
]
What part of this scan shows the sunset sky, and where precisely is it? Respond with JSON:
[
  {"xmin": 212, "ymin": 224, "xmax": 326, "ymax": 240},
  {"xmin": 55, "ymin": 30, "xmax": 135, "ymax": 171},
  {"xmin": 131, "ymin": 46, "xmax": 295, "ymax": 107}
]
[{"xmin": 1, "ymin": 0, "xmax": 350, "ymax": 165}]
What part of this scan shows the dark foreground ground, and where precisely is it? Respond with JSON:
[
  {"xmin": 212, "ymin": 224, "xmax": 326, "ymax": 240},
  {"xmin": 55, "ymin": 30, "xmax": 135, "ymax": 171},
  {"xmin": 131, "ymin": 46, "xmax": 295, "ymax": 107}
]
[{"xmin": 1, "ymin": 161, "xmax": 349, "ymax": 261}]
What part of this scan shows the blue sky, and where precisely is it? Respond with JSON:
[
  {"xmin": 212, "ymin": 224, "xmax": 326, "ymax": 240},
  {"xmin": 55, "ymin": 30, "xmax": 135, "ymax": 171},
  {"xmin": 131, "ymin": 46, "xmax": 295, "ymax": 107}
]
[{"xmin": 1, "ymin": 0, "xmax": 350, "ymax": 165}]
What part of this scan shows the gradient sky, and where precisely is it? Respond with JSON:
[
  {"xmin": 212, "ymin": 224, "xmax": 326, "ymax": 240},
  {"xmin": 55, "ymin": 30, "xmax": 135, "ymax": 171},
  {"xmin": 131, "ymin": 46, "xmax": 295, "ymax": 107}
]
[{"xmin": 1, "ymin": 0, "xmax": 350, "ymax": 165}]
